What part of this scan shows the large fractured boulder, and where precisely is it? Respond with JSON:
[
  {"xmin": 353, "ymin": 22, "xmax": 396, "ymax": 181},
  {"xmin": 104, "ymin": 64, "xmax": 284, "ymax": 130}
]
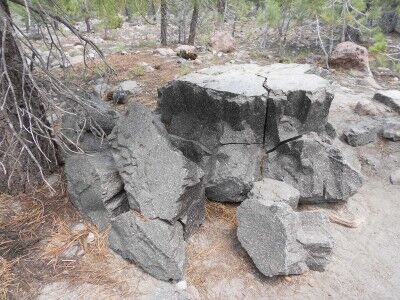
[
  {"xmin": 264, "ymin": 133, "xmax": 363, "ymax": 203},
  {"xmin": 109, "ymin": 211, "xmax": 185, "ymax": 281},
  {"xmin": 109, "ymin": 103, "xmax": 205, "ymax": 230},
  {"xmin": 237, "ymin": 197, "xmax": 333, "ymax": 277},
  {"xmin": 157, "ymin": 64, "xmax": 334, "ymax": 202},
  {"xmin": 65, "ymin": 151, "xmax": 129, "ymax": 230}
]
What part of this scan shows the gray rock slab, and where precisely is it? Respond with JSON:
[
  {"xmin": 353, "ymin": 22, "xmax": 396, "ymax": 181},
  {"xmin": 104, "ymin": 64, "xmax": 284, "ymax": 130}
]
[
  {"xmin": 205, "ymin": 144, "xmax": 263, "ymax": 203},
  {"xmin": 343, "ymin": 121, "xmax": 379, "ymax": 146},
  {"xmin": 109, "ymin": 102, "xmax": 204, "ymax": 224},
  {"xmin": 65, "ymin": 151, "xmax": 128, "ymax": 230},
  {"xmin": 297, "ymin": 211, "xmax": 334, "ymax": 271},
  {"xmin": 382, "ymin": 120, "xmax": 400, "ymax": 141},
  {"xmin": 236, "ymin": 199, "xmax": 308, "ymax": 277},
  {"xmin": 248, "ymin": 178, "xmax": 300, "ymax": 209},
  {"xmin": 264, "ymin": 133, "xmax": 363, "ymax": 203},
  {"xmin": 374, "ymin": 90, "xmax": 400, "ymax": 114},
  {"xmin": 109, "ymin": 211, "xmax": 185, "ymax": 281}
]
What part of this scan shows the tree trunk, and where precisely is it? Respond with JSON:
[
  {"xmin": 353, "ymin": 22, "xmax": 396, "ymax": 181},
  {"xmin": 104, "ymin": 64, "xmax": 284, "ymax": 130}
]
[
  {"xmin": 160, "ymin": 0, "xmax": 167, "ymax": 46},
  {"xmin": 0, "ymin": 0, "xmax": 56, "ymax": 194},
  {"xmin": 188, "ymin": 0, "xmax": 199, "ymax": 45},
  {"xmin": 148, "ymin": 0, "xmax": 156, "ymax": 21},
  {"xmin": 85, "ymin": 16, "xmax": 91, "ymax": 32}
]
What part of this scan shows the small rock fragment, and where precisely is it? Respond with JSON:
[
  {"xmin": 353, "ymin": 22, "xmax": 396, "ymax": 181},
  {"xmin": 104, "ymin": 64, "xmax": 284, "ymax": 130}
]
[
  {"xmin": 382, "ymin": 121, "xmax": 400, "ymax": 141},
  {"xmin": 343, "ymin": 122, "xmax": 379, "ymax": 146},
  {"xmin": 390, "ymin": 169, "xmax": 400, "ymax": 185}
]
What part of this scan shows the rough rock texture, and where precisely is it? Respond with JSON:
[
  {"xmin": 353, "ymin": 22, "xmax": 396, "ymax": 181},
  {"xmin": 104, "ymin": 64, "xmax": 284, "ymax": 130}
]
[
  {"xmin": 297, "ymin": 211, "xmax": 334, "ymax": 271},
  {"xmin": 237, "ymin": 199, "xmax": 308, "ymax": 277},
  {"xmin": 210, "ymin": 31, "xmax": 236, "ymax": 53},
  {"xmin": 157, "ymin": 64, "xmax": 335, "ymax": 202},
  {"xmin": 205, "ymin": 144, "xmax": 263, "ymax": 202},
  {"xmin": 248, "ymin": 178, "xmax": 300, "ymax": 209},
  {"xmin": 343, "ymin": 121, "xmax": 379, "ymax": 146},
  {"xmin": 109, "ymin": 211, "xmax": 185, "ymax": 281},
  {"xmin": 382, "ymin": 121, "xmax": 400, "ymax": 141},
  {"xmin": 390, "ymin": 169, "xmax": 400, "ymax": 185},
  {"xmin": 374, "ymin": 90, "xmax": 400, "ymax": 114},
  {"xmin": 237, "ymin": 197, "xmax": 333, "ymax": 277},
  {"xmin": 329, "ymin": 42, "xmax": 371, "ymax": 74},
  {"xmin": 116, "ymin": 80, "xmax": 140, "ymax": 95},
  {"xmin": 109, "ymin": 103, "xmax": 205, "ymax": 227},
  {"xmin": 65, "ymin": 151, "xmax": 129, "ymax": 230},
  {"xmin": 264, "ymin": 133, "xmax": 363, "ymax": 203}
]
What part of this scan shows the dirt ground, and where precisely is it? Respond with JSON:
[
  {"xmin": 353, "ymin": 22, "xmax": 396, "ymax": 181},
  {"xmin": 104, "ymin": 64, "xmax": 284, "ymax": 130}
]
[{"xmin": 2, "ymin": 51, "xmax": 400, "ymax": 299}]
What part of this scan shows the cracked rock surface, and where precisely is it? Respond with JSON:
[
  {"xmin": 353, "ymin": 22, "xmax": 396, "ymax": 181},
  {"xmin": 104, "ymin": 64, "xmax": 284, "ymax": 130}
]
[
  {"xmin": 109, "ymin": 102, "xmax": 204, "ymax": 224},
  {"xmin": 64, "ymin": 151, "xmax": 129, "ymax": 230},
  {"xmin": 109, "ymin": 211, "xmax": 185, "ymax": 281},
  {"xmin": 157, "ymin": 63, "xmax": 341, "ymax": 203},
  {"xmin": 264, "ymin": 133, "xmax": 363, "ymax": 203},
  {"xmin": 237, "ymin": 196, "xmax": 333, "ymax": 277}
]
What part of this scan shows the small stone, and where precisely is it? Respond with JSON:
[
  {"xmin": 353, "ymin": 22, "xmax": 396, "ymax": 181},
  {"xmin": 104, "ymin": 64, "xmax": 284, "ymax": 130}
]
[
  {"xmin": 175, "ymin": 280, "xmax": 187, "ymax": 290},
  {"xmin": 86, "ymin": 232, "xmax": 96, "ymax": 244},
  {"xmin": 354, "ymin": 100, "xmax": 388, "ymax": 116},
  {"xmin": 390, "ymin": 169, "xmax": 400, "ymax": 185},
  {"xmin": 72, "ymin": 223, "xmax": 86, "ymax": 234},
  {"xmin": 382, "ymin": 121, "xmax": 400, "ymax": 141},
  {"xmin": 343, "ymin": 121, "xmax": 379, "ymax": 147}
]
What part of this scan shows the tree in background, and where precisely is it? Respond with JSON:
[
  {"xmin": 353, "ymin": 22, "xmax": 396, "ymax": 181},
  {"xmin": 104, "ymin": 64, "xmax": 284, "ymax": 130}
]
[{"xmin": 160, "ymin": 0, "xmax": 167, "ymax": 45}]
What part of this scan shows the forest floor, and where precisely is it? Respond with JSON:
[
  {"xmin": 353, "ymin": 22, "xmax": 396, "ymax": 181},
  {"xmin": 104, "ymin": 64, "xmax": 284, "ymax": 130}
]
[{"xmin": 2, "ymin": 21, "xmax": 400, "ymax": 299}]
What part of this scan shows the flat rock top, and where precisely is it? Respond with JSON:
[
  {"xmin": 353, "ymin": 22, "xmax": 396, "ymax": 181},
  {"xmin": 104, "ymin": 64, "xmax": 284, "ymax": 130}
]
[{"xmin": 179, "ymin": 63, "xmax": 330, "ymax": 96}]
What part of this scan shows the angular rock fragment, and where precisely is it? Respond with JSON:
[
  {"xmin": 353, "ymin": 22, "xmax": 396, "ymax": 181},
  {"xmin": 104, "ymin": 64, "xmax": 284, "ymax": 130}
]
[
  {"xmin": 237, "ymin": 200, "xmax": 308, "ymax": 277},
  {"xmin": 297, "ymin": 211, "xmax": 334, "ymax": 271},
  {"xmin": 374, "ymin": 90, "xmax": 400, "ymax": 114},
  {"xmin": 109, "ymin": 211, "xmax": 185, "ymax": 281},
  {"xmin": 237, "ymin": 198, "xmax": 333, "ymax": 277},
  {"xmin": 109, "ymin": 103, "xmax": 205, "ymax": 227},
  {"xmin": 343, "ymin": 121, "xmax": 379, "ymax": 146},
  {"xmin": 264, "ymin": 133, "xmax": 363, "ymax": 203},
  {"xmin": 65, "ymin": 151, "xmax": 128, "ymax": 230},
  {"xmin": 205, "ymin": 144, "xmax": 263, "ymax": 202},
  {"xmin": 382, "ymin": 120, "xmax": 400, "ymax": 141},
  {"xmin": 248, "ymin": 178, "xmax": 300, "ymax": 209}
]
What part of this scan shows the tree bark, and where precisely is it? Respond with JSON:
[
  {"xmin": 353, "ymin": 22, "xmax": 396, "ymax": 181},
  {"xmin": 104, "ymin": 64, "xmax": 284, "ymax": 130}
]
[
  {"xmin": 160, "ymin": 0, "xmax": 167, "ymax": 46},
  {"xmin": 0, "ymin": 0, "xmax": 56, "ymax": 194},
  {"xmin": 147, "ymin": 0, "xmax": 156, "ymax": 21},
  {"xmin": 188, "ymin": 0, "xmax": 199, "ymax": 45}
]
